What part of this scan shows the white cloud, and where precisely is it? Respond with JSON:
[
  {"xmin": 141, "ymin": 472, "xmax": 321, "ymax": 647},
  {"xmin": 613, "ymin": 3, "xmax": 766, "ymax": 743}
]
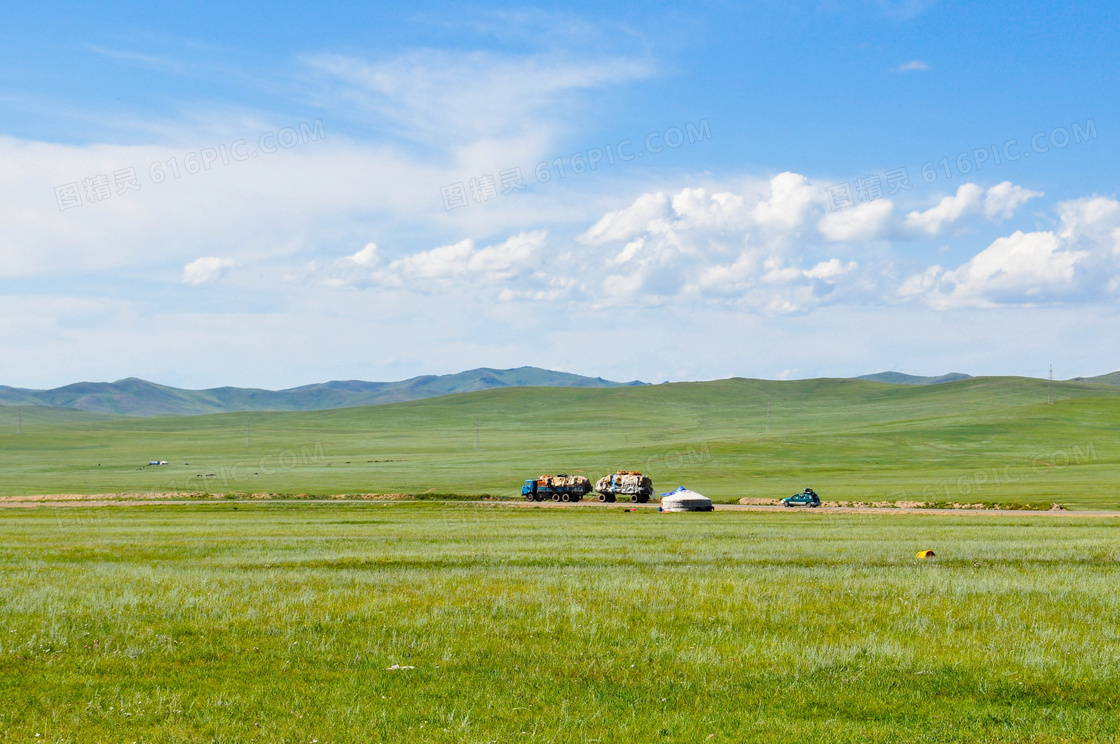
[
  {"xmin": 903, "ymin": 196, "xmax": 1120, "ymax": 309},
  {"xmin": 816, "ymin": 181, "xmax": 1040, "ymax": 243},
  {"xmin": 313, "ymin": 176, "xmax": 1112, "ymax": 316},
  {"xmin": 694, "ymin": 253, "xmax": 759, "ymax": 290},
  {"xmin": 984, "ymin": 181, "xmax": 1043, "ymax": 220},
  {"xmin": 401, "ymin": 231, "xmax": 543, "ymax": 281},
  {"xmin": 332, "ymin": 231, "xmax": 548, "ymax": 291},
  {"xmin": 599, "ymin": 270, "xmax": 650, "ymax": 305},
  {"xmin": 818, "ymin": 199, "xmax": 895, "ymax": 241},
  {"xmin": 574, "ymin": 174, "xmax": 881, "ymax": 312},
  {"xmin": 609, "ymin": 238, "xmax": 646, "ymax": 265},
  {"xmin": 896, "ymin": 60, "xmax": 930, "ymax": 72},
  {"xmin": 897, "ymin": 266, "xmax": 943, "ymax": 299},
  {"xmin": 672, "ymin": 188, "xmax": 748, "ymax": 230},
  {"xmin": 903, "ymin": 182, "xmax": 1040, "ymax": 236},
  {"xmin": 804, "ymin": 258, "xmax": 857, "ymax": 280},
  {"xmin": 498, "ymin": 274, "xmax": 576, "ymax": 302},
  {"xmin": 0, "ymin": 47, "xmax": 660, "ymax": 285},
  {"xmin": 181, "ymin": 256, "xmax": 238, "ymax": 285},
  {"xmin": 904, "ymin": 183, "xmax": 984, "ymax": 235},
  {"xmin": 391, "ymin": 239, "xmax": 476, "ymax": 281},
  {"xmin": 1057, "ymin": 195, "xmax": 1120, "ymax": 248},
  {"xmin": 0, "ymin": 133, "xmax": 460, "ymax": 280},
  {"xmin": 922, "ymin": 231, "xmax": 1082, "ymax": 308},
  {"xmin": 751, "ymin": 172, "xmax": 823, "ymax": 230},
  {"xmin": 582, "ymin": 174, "xmax": 824, "ymax": 251},
  {"xmin": 347, "ymin": 243, "xmax": 380, "ymax": 266},
  {"xmin": 304, "ymin": 50, "xmax": 652, "ymax": 152},
  {"xmin": 580, "ymin": 192, "xmax": 670, "ymax": 246}
]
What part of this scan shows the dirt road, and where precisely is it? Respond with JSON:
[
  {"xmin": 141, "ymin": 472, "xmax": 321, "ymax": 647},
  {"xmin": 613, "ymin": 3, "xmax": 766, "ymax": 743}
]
[
  {"xmin": 1, "ymin": 493, "xmax": 1117, "ymax": 517},
  {"xmin": 494, "ymin": 500, "xmax": 1120, "ymax": 517}
]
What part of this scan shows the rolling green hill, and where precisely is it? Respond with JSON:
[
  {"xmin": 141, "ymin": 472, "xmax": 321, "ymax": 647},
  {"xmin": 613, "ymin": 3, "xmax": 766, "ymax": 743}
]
[
  {"xmin": 0, "ymin": 367, "xmax": 643, "ymax": 417},
  {"xmin": 1070, "ymin": 370, "xmax": 1120, "ymax": 386},
  {"xmin": 1, "ymin": 376, "xmax": 1117, "ymax": 508},
  {"xmin": 856, "ymin": 371, "xmax": 972, "ymax": 385}
]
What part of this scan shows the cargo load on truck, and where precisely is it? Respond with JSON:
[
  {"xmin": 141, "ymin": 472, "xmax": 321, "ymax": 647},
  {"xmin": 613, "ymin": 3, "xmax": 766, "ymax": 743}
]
[
  {"xmin": 522, "ymin": 474, "xmax": 592, "ymax": 502},
  {"xmin": 595, "ymin": 470, "xmax": 654, "ymax": 503}
]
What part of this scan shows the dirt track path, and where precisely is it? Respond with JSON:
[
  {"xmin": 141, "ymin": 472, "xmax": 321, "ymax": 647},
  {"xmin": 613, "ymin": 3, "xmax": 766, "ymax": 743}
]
[
  {"xmin": 493, "ymin": 500, "xmax": 1120, "ymax": 517},
  {"xmin": 1, "ymin": 495, "xmax": 1117, "ymax": 517}
]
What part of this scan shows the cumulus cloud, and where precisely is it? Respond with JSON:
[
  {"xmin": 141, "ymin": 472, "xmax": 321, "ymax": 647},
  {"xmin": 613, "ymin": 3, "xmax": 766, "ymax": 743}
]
[
  {"xmin": 816, "ymin": 181, "xmax": 1040, "ymax": 243},
  {"xmin": 580, "ymin": 192, "xmax": 671, "ymax": 246},
  {"xmin": 920, "ymin": 231, "xmax": 1083, "ymax": 308},
  {"xmin": 984, "ymin": 182, "xmax": 1043, "ymax": 220},
  {"xmin": 898, "ymin": 181, "xmax": 1041, "ymax": 237},
  {"xmin": 581, "ymin": 172, "xmax": 823, "ymax": 249},
  {"xmin": 818, "ymin": 199, "xmax": 895, "ymax": 241},
  {"xmin": 181, "ymin": 256, "xmax": 239, "ymax": 285},
  {"xmin": 897, "ymin": 266, "xmax": 943, "ymax": 299},
  {"xmin": 398, "ymin": 232, "xmax": 540, "ymax": 281},
  {"xmin": 576, "ymin": 174, "xmax": 876, "ymax": 312},
  {"xmin": 804, "ymin": 258, "xmax": 857, "ymax": 280},
  {"xmin": 330, "ymin": 231, "xmax": 549, "ymax": 293},
  {"xmin": 904, "ymin": 183, "xmax": 985, "ymax": 235},
  {"xmin": 584, "ymin": 183, "xmax": 759, "ymax": 304},
  {"xmin": 1057, "ymin": 196, "xmax": 1120, "ymax": 248},
  {"xmin": 574, "ymin": 178, "xmax": 1108, "ymax": 313},
  {"xmin": 672, "ymin": 188, "xmax": 748, "ymax": 230},
  {"xmin": 751, "ymin": 172, "xmax": 823, "ymax": 230},
  {"xmin": 902, "ymin": 195, "xmax": 1120, "ymax": 308},
  {"xmin": 317, "ymin": 174, "xmax": 1088, "ymax": 315},
  {"xmin": 498, "ymin": 274, "xmax": 576, "ymax": 302},
  {"xmin": 347, "ymin": 243, "xmax": 380, "ymax": 266}
]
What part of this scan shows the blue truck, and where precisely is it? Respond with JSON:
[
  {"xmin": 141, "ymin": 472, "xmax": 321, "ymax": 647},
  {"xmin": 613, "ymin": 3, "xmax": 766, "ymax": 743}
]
[{"xmin": 522, "ymin": 474, "xmax": 593, "ymax": 502}]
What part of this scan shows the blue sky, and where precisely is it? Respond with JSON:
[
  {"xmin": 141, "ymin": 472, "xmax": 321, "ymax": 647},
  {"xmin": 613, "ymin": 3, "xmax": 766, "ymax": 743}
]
[{"xmin": 1, "ymin": 1, "xmax": 1117, "ymax": 388}]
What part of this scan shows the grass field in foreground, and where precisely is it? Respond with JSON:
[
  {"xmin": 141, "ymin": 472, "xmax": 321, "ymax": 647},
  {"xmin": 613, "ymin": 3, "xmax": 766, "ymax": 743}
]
[
  {"xmin": 1, "ymin": 376, "xmax": 1118, "ymax": 509},
  {"xmin": 1, "ymin": 502, "xmax": 1118, "ymax": 743}
]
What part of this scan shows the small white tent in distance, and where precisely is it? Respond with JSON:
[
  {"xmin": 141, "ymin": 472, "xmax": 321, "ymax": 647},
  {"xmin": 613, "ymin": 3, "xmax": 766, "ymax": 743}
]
[{"xmin": 659, "ymin": 486, "xmax": 714, "ymax": 512}]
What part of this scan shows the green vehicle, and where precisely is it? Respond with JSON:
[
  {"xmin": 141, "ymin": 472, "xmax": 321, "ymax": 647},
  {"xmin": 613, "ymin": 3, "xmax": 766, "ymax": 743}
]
[{"xmin": 781, "ymin": 488, "xmax": 821, "ymax": 508}]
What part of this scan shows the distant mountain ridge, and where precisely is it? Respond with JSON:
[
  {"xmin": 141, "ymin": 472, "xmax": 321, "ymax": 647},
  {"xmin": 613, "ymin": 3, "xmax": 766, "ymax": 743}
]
[
  {"xmin": 6, "ymin": 367, "xmax": 1118, "ymax": 417},
  {"xmin": 855, "ymin": 372, "xmax": 973, "ymax": 385},
  {"xmin": 859, "ymin": 370, "xmax": 1120, "ymax": 387},
  {"xmin": 1069, "ymin": 371, "xmax": 1120, "ymax": 386},
  {"xmin": 0, "ymin": 367, "xmax": 645, "ymax": 417}
]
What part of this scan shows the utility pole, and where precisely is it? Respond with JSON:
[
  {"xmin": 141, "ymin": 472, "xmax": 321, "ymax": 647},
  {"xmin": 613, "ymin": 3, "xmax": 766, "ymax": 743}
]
[
  {"xmin": 766, "ymin": 398, "xmax": 772, "ymax": 437},
  {"xmin": 1048, "ymin": 364, "xmax": 1054, "ymax": 405},
  {"xmin": 474, "ymin": 417, "xmax": 480, "ymax": 450},
  {"xmin": 16, "ymin": 407, "xmax": 22, "ymax": 435},
  {"xmin": 246, "ymin": 415, "xmax": 252, "ymax": 446}
]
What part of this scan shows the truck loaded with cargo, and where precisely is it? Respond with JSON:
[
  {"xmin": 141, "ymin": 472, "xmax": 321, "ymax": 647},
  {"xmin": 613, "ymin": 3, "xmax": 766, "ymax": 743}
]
[
  {"xmin": 522, "ymin": 474, "xmax": 593, "ymax": 502},
  {"xmin": 521, "ymin": 471, "xmax": 654, "ymax": 503},
  {"xmin": 594, "ymin": 471, "xmax": 654, "ymax": 503}
]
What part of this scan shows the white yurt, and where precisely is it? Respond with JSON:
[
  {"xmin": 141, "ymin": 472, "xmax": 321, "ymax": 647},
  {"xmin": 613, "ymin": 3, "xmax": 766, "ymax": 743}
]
[{"xmin": 659, "ymin": 486, "xmax": 714, "ymax": 512}]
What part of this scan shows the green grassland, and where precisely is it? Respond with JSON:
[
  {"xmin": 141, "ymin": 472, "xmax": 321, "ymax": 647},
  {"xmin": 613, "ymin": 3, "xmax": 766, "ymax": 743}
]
[
  {"xmin": 1, "ymin": 377, "xmax": 1118, "ymax": 509},
  {"xmin": 1, "ymin": 503, "xmax": 1118, "ymax": 742}
]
